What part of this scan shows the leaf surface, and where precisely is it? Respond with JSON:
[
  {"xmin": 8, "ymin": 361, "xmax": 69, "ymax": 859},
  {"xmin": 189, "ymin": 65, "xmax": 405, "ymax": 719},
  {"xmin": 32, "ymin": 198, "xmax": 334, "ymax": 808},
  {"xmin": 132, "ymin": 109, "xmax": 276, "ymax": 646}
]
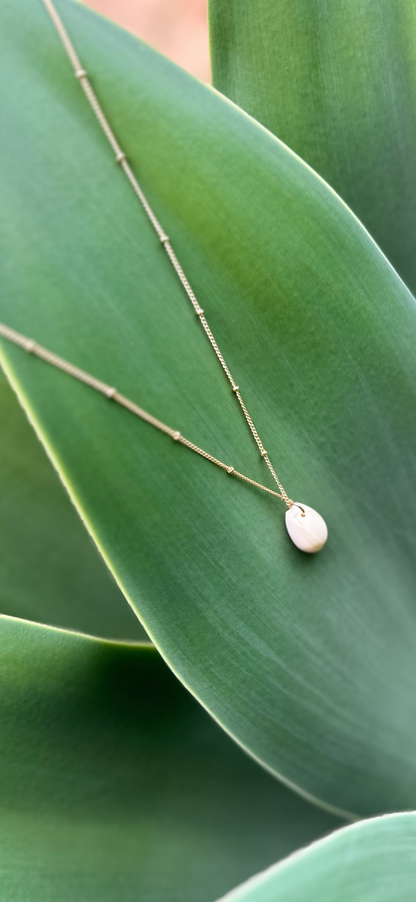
[
  {"xmin": 0, "ymin": 615, "xmax": 341, "ymax": 902},
  {"xmin": 217, "ymin": 814, "xmax": 416, "ymax": 902},
  {"xmin": 0, "ymin": 367, "xmax": 145, "ymax": 639},
  {"xmin": 209, "ymin": 0, "xmax": 416, "ymax": 293},
  {"xmin": 1, "ymin": 0, "xmax": 416, "ymax": 815}
]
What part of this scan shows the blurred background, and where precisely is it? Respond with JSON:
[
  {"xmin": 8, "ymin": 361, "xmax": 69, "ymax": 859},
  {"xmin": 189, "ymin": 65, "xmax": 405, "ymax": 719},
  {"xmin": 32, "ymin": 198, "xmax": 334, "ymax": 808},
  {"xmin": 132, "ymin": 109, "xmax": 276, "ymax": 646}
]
[{"xmin": 86, "ymin": 0, "xmax": 211, "ymax": 82}]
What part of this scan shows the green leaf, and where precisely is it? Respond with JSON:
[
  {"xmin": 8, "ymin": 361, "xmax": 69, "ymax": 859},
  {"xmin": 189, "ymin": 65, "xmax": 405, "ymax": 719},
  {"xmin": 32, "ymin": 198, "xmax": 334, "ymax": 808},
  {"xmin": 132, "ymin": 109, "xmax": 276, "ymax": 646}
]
[
  {"xmin": 0, "ymin": 366, "xmax": 146, "ymax": 640},
  {"xmin": 209, "ymin": 0, "xmax": 416, "ymax": 294},
  {"xmin": 217, "ymin": 814, "xmax": 416, "ymax": 901},
  {"xmin": 0, "ymin": 615, "xmax": 341, "ymax": 902},
  {"xmin": 1, "ymin": 0, "xmax": 416, "ymax": 816}
]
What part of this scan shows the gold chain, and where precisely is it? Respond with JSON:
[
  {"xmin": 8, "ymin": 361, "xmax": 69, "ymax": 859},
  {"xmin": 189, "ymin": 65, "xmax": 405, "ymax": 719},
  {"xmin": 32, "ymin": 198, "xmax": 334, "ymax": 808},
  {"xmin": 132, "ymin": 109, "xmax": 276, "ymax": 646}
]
[
  {"xmin": 0, "ymin": 321, "xmax": 291, "ymax": 505},
  {"xmin": 0, "ymin": 0, "xmax": 293, "ymax": 509}
]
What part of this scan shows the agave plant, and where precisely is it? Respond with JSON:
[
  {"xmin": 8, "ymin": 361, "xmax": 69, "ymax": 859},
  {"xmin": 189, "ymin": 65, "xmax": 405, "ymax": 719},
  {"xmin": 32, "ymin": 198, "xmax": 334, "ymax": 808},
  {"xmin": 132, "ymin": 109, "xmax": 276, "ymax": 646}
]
[{"xmin": 1, "ymin": 0, "xmax": 416, "ymax": 898}]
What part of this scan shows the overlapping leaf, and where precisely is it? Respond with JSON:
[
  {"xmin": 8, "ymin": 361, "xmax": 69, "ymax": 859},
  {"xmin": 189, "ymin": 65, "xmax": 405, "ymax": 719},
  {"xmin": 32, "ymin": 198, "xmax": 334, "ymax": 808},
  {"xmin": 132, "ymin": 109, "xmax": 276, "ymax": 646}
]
[
  {"xmin": 217, "ymin": 814, "xmax": 416, "ymax": 901},
  {"xmin": 209, "ymin": 0, "xmax": 416, "ymax": 293},
  {"xmin": 0, "ymin": 615, "xmax": 340, "ymax": 902},
  {"xmin": 1, "ymin": 0, "xmax": 416, "ymax": 815}
]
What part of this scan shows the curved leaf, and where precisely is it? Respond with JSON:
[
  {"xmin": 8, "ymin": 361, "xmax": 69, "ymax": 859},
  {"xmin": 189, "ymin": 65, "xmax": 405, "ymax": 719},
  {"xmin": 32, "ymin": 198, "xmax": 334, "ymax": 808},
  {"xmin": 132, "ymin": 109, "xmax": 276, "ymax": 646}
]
[
  {"xmin": 217, "ymin": 814, "xmax": 416, "ymax": 901},
  {"xmin": 0, "ymin": 367, "xmax": 145, "ymax": 640},
  {"xmin": 0, "ymin": 615, "xmax": 341, "ymax": 902},
  {"xmin": 1, "ymin": 0, "xmax": 416, "ymax": 816},
  {"xmin": 209, "ymin": 0, "xmax": 416, "ymax": 294}
]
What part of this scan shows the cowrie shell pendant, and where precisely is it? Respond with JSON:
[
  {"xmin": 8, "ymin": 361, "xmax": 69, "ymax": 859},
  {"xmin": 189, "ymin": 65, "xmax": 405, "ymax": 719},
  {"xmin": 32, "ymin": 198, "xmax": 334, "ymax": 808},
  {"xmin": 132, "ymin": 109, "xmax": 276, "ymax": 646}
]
[{"xmin": 285, "ymin": 502, "xmax": 328, "ymax": 553}]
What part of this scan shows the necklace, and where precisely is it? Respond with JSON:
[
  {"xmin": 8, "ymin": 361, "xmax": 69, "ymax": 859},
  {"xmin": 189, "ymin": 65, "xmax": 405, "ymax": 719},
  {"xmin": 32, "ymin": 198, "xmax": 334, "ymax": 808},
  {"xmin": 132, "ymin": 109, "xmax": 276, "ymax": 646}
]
[{"xmin": 0, "ymin": 0, "xmax": 328, "ymax": 554}]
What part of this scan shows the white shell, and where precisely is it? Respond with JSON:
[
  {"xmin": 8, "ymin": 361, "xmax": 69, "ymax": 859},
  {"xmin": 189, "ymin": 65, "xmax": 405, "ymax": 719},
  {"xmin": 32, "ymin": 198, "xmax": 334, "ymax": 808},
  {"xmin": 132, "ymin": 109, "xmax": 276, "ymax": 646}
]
[{"xmin": 285, "ymin": 502, "xmax": 328, "ymax": 553}]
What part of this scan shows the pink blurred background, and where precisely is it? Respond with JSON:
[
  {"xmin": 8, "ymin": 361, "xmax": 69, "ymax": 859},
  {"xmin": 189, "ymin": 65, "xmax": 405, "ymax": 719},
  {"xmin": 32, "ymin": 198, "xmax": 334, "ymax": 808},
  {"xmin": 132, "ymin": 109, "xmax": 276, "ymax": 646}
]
[{"xmin": 87, "ymin": 0, "xmax": 211, "ymax": 82}]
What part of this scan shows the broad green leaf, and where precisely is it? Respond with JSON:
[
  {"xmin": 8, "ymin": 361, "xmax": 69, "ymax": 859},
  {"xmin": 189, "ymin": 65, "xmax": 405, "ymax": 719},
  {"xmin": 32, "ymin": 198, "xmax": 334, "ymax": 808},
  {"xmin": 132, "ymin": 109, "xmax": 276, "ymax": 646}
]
[
  {"xmin": 0, "ymin": 367, "xmax": 146, "ymax": 640},
  {"xmin": 0, "ymin": 615, "xmax": 341, "ymax": 902},
  {"xmin": 217, "ymin": 814, "xmax": 416, "ymax": 901},
  {"xmin": 1, "ymin": 0, "xmax": 416, "ymax": 816},
  {"xmin": 209, "ymin": 0, "xmax": 416, "ymax": 294}
]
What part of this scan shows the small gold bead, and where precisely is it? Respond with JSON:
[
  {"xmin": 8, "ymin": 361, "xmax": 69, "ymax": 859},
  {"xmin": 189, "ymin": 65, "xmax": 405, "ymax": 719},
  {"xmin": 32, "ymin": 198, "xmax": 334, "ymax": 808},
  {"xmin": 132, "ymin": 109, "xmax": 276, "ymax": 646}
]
[
  {"xmin": 74, "ymin": 68, "xmax": 87, "ymax": 79},
  {"xmin": 160, "ymin": 235, "xmax": 170, "ymax": 244},
  {"xmin": 25, "ymin": 339, "xmax": 36, "ymax": 353},
  {"xmin": 115, "ymin": 151, "xmax": 126, "ymax": 163},
  {"xmin": 232, "ymin": 385, "xmax": 239, "ymax": 392},
  {"xmin": 172, "ymin": 431, "xmax": 181, "ymax": 441},
  {"xmin": 227, "ymin": 466, "xmax": 235, "ymax": 474},
  {"xmin": 106, "ymin": 386, "xmax": 116, "ymax": 399},
  {"xmin": 261, "ymin": 449, "xmax": 268, "ymax": 457},
  {"xmin": 195, "ymin": 307, "xmax": 204, "ymax": 316}
]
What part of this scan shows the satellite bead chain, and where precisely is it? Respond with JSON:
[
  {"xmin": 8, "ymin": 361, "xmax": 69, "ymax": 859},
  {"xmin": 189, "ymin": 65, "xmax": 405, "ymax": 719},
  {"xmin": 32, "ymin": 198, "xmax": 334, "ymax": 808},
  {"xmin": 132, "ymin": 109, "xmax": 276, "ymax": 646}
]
[{"xmin": 0, "ymin": 0, "xmax": 329, "ymax": 553}]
